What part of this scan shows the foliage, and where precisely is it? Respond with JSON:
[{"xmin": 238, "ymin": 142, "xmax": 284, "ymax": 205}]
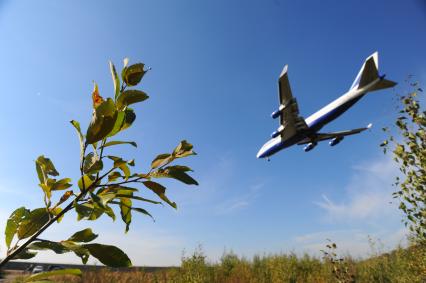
[
  {"xmin": 381, "ymin": 80, "xmax": 426, "ymax": 242},
  {"xmin": 37, "ymin": 244, "xmax": 426, "ymax": 283},
  {"xmin": 1, "ymin": 58, "xmax": 198, "ymax": 272},
  {"xmin": 179, "ymin": 246, "xmax": 211, "ymax": 283},
  {"xmin": 24, "ymin": 268, "xmax": 82, "ymax": 282},
  {"xmin": 320, "ymin": 240, "xmax": 355, "ymax": 283}
]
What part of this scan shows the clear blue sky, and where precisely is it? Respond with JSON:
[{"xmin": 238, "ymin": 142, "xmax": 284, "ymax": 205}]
[{"xmin": 0, "ymin": 0, "xmax": 425, "ymax": 266}]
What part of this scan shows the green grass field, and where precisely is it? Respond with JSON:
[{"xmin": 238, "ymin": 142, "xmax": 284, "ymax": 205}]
[{"xmin": 11, "ymin": 243, "xmax": 425, "ymax": 283}]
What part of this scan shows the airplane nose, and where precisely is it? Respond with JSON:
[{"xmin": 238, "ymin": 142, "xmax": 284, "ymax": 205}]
[{"xmin": 256, "ymin": 148, "xmax": 266, "ymax": 159}]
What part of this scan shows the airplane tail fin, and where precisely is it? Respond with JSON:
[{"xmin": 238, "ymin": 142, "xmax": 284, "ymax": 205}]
[{"xmin": 349, "ymin": 52, "xmax": 397, "ymax": 91}]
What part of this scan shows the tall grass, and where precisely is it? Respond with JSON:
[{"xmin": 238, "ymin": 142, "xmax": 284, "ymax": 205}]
[{"xmin": 13, "ymin": 244, "xmax": 425, "ymax": 283}]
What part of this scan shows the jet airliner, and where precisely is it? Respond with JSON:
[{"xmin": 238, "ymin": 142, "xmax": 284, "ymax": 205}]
[{"xmin": 257, "ymin": 52, "xmax": 396, "ymax": 159}]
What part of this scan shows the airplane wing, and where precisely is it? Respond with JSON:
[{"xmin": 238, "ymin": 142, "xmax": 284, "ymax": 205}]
[
  {"xmin": 297, "ymin": 124, "xmax": 372, "ymax": 145},
  {"xmin": 277, "ymin": 65, "xmax": 308, "ymax": 139}
]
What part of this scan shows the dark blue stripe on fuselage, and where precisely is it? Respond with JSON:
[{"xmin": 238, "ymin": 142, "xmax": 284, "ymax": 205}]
[
  {"xmin": 307, "ymin": 94, "xmax": 364, "ymax": 131},
  {"xmin": 263, "ymin": 132, "xmax": 306, "ymax": 157}
]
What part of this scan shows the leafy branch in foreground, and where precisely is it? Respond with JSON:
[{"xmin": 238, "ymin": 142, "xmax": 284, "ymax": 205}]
[
  {"xmin": 1, "ymin": 58, "xmax": 198, "ymax": 269},
  {"xmin": 381, "ymin": 79, "xmax": 425, "ymax": 243}
]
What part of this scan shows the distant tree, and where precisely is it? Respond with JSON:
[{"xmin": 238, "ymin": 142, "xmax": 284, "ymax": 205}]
[
  {"xmin": 381, "ymin": 79, "xmax": 425, "ymax": 243},
  {"xmin": 0, "ymin": 58, "xmax": 198, "ymax": 280}
]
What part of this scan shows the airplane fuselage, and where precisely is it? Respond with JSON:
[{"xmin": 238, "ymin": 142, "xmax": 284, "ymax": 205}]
[{"xmin": 257, "ymin": 77, "xmax": 381, "ymax": 158}]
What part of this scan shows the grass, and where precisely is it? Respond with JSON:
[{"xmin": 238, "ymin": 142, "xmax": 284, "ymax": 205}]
[{"xmin": 12, "ymin": 243, "xmax": 425, "ymax": 283}]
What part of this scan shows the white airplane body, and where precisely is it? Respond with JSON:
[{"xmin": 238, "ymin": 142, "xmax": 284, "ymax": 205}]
[{"xmin": 257, "ymin": 52, "xmax": 396, "ymax": 159}]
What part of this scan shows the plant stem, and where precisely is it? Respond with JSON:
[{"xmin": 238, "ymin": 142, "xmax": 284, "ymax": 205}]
[
  {"xmin": 0, "ymin": 147, "xmax": 93, "ymax": 268},
  {"xmin": 96, "ymin": 176, "xmax": 144, "ymax": 187},
  {"xmin": 0, "ymin": 191, "xmax": 83, "ymax": 268}
]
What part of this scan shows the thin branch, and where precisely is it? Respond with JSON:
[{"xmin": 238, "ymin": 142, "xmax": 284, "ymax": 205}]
[
  {"xmin": 0, "ymin": 145, "xmax": 108, "ymax": 268},
  {"xmin": 96, "ymin": 139, "xmax": 107, "ymax": 180},
  {"xmin": 96, "ymin": 176, "xmax": 144, "ymax": 187},
  {"xmin": 0, "ymin": 191, "xmax": 82, "ymax": 268},
  {"xmin": 97, "ymin": 167, "xmax": 116, "ymax": 183}
]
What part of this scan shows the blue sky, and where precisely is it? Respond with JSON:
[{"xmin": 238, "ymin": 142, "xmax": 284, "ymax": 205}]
[{"xmin": 0, "ymin": 0, "xmax": 425, "ymax": 266}]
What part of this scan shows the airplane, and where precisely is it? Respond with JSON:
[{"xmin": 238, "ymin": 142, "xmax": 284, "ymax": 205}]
[{"xmin": 256, "ymin": 52, "xmax": 396, "ymax": 160}]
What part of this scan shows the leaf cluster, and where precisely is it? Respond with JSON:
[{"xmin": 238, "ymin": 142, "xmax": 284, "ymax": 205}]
[
  {"xmin": 381, "ymin": 80, "xmax": 426, "ymax": 242},
  {"xmin": 16, "ymin": 228, "xmax": 130, "ymax": 267},
  {"xmin": 2, "ymin": 58, "xmax": 198, "ymax": 268}
]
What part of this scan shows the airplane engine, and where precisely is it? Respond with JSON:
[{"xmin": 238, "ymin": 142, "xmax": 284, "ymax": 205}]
[
  {"xmin": 271, "ymin": 130, "xmax": 280, "ymax": 138},
  {"xmin": 271, "ymin": 109, "xmax": 281, "ymax": 119},
  {"xmin": 303, "ymin": 142, "xmax": 317, "ymax": 152},
  {"xmin": 271, "ymin": 126, "xmax": 284, "ymax": 138},
  {"xmin": 329, "ymin": 136, "xmax": 344, "ymax": 146}
]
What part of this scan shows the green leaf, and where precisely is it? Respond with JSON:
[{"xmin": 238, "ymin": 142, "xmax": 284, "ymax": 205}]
[
  {"xmin": 394, "ymin": 144, "xmax": 405, "ymax": 157},
  {"xmin": 173, "ymin": 140, "xmax": 196, "ymax": 158},
  {"xmin": 106, "ymin": 186, "xmax": 138, "ymax": 194},
  {"xmin": 25, "ymin": 269, "xmax": 82, "ymax": 282},
  {"xmin": 50, "ymin": 207, "xmax": 64, "ymax": 223},
  {"xmin": 166, "ymin": 167, "xmax": 198, "ymax": 185},
  {"xmin": 68, "ymin": 228, "xmax": 98, "ymax": 243},
  {"xmin": 151, "ymin": 153, "xmax": 172, "ymax": 169},
  {"xmin": 120, "ymin": 197, "xmax": 132, "ymax": 232},
  {"xmin": 122, "ymin": 63, "xmax": 146, "ymax": 86},
  {"xmin": 70, "ymin": 120, "xmax": 85, "ymax": 159},
  {"xmin": 97, "ymin": 192, "xmax": 116, "ymax": 205},
  {"xmin": 107, "ymin": 155, "xmax": 123, "ymax": 162},
  {"xmin": 60, "ymin": 241, "xmax": 90, "ymax": 264},
  {"xmin": 115, "ymin": 194, "xmax": 162, "ymax": 205},
  {"xmin": 119, "ymin": 164, "xmax": 131, "ymax": 180},
  {"xmin": 74, "ymin": 203, "xmax": 90, "ymax": 220},
  {"xmin": 75, "ymin": 203, "xmax": 104, "ymax": 221},
  {"xmin": 35, "ymin": 162, "xmax": 45, "ymax": 184},
  {"xmin": 90, "ymin": 192, "xmax": 107, "ymax": 209},
  {"xmin": 29, "ymin": 240, "xmax": 69, "ymax": 254},
  {"xmin": 83, "ymin": 243, "xmax": 132, "ymax": 267},
  {"xmin": 57, "ymin": 190, "xmax": 73, "ymax": 206},
  {"xmin": 109, "ymin": 61, "xmax": 120, "ymax": 101},
  {"xmin": 39, "ymin": 178, "xmax": 56, "ymax": 200},
  {"xmin": 107, "ymin": 157, "xmax": 131, "ymax": 180},
  {"xmin": 116, "ymin": 90, "xmax": 149, "ymax": 111},
  {"xmin": 51, "ymin": 178, "xmax": 72, "ymax": 191},
  {"xmin": 14, "ymin": 248, "xmax": 37, "ymax": 259},
  {"xmin": 101, "ymin": 140, "xmax": 137, "ymax": 148},
  {"xmin": 86, "ymin": 98, "xmax": 118, "ymax": 144},
  {"xmin": 78, "ymin": 175, "xmax": 95, "ymax": 191},
  {"xmin": 35, "ymin": 156, "xmax": 59, "ymax": 186},
  {"xmin": 39, "ymin": 184, "xmax": 51, "ymax": 201},
  {"xmin": 5, "ymin": 207, "xmax": 28, "ymax": 248},
  {"xmin": 122, "ymin": 108, "xmax": 136, "ymax": 130},
  {"xmin": 83, "ymin": 153, "xmax": 103, "ymax": 174},
  {"xmin": 107, "ymin": 108, "xmax": 136, "ymax": 138},
  {"xmin": 108, "ymin": 171, "xmax": 122, "ymax": 182},
  {"xmin": 107, "ymin": 111, "xmax": 125, "ymax": 137},
  {"xmin": 36, "ymin": 156, "xmax": 60, "ymax": 176},
  {"xmin": 142, "ymin": 181, "xmax": 177, "ymax": 209},
  {"xmin": 17, "ymin": 208, "xmax": 50, "ymax": 240},
  {"xmin": 104, "ymin": 205, "xmax": 116, "ymax": 221},
  {"xmin": 153, "ymin": 166, "xmax": 198, "ymax": 185},
  {"xmin": 132, "ymin": 207, "xmax": 154, "ymax": 220}
]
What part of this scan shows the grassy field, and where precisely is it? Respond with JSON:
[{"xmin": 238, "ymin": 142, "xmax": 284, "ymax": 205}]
[{"xmin": 10, "ymin": 243, "xmax": 425, "ymax": 283}]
